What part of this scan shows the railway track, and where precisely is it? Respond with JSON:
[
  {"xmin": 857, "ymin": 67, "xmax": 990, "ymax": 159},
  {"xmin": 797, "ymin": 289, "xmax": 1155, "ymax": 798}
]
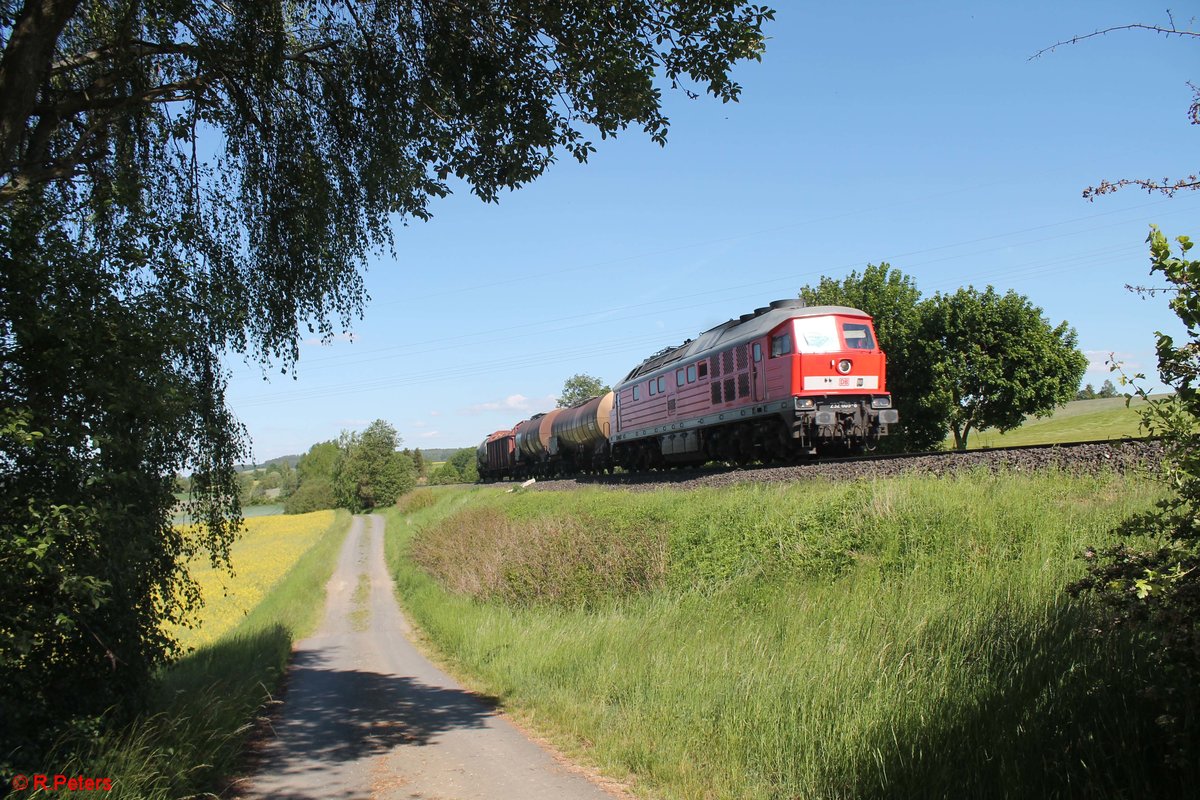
[{"xmin": 529, "ymin": 437, "xmax": 1166, "ymax": 493}]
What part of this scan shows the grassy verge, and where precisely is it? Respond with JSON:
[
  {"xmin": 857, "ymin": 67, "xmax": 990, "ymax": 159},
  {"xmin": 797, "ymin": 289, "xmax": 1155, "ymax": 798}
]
[
  {"xmin": 54, "ymin": 509, "xmax": 352, "ymax": 799},
  {"xmin": 383, "ymin": 474, "xmax": 1187, "ymax": 799}
]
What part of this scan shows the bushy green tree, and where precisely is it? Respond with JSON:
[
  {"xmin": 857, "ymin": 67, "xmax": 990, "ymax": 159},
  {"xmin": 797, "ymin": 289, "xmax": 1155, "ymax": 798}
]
[
  {"xmin": 427, "ymin": 448, "xmax": 480, "ymax": 484},
  {"xmin": 0, "ymin": 209, "xmax": 242, "ymax": 763},
  {"xmin": 0, "ymin": 0, "xmax": 773, "ymax": 768},
  {"xmin": 333, "ymin": 420, "xmax": 415, "ymax": 512},
  {"xmin": 557, "ymin": 374, "xmax": 611, "ymax": 407},
  {"xmin": 799, "ymin": 263, "xmax": 942, "ymax": 450},
  {"xmin": 428, "ymin": 462, "xmax": 463, "ymax": 485},
  {"xmin": 1075, "ymin": 227, "xmax": 1200, "ymax": 768},
  {"xmin": 917, "ymin": 286, "xmax": 1086, "ymax": 450},
  {"xmin": 284, "ymin": 440, "xmax": 341, "ymax": 514}
]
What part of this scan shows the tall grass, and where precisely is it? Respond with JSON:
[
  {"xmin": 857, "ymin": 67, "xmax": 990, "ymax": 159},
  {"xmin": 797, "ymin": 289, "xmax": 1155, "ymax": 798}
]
[
  {"xmin": 384, "ymin": 473, "xmax": 1183, "ymax": 799},
  {"xmin": 48, "ymin": 510, "xmax": 352, "ymax": 799}
]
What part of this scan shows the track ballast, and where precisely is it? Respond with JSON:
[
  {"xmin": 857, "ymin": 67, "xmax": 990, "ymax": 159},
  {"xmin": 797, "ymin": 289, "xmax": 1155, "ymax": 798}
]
[{"xmin": 528, "ymin": 438, "xmax": 1166, "ymax": 493}]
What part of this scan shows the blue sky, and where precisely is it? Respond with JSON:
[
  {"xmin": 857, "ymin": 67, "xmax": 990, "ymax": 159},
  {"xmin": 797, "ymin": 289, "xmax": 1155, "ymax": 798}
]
[{"xmin": 224, "ymin": 1, "xmax": 1200, "ymax": 462}]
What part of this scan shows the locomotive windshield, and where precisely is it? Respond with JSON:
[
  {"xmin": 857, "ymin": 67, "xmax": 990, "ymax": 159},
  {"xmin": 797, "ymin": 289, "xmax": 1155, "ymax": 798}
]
[
  {"xmin": 842, "ymin": 322, "xmax": 875, "ymax": 350},
  {"xmin": 793, "ymin": 316, "xmax": 841, "ymax": 353}
]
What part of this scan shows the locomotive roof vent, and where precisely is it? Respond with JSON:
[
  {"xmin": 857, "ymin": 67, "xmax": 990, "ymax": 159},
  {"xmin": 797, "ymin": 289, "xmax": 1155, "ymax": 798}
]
[
  {"xmin": 770, "ymin": 298, "xmax": 807, "ymax": 310},
  {"xmin": 739, "ymin": 312, "xmax": 755, "ymax": 322},
  {"xmin": 754, "ymin": 306, "xmax": 771, "ymax": 316}
]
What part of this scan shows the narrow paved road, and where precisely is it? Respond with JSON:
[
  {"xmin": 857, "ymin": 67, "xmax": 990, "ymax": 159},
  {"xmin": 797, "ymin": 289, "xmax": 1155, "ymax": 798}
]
[{"xmin": 243, "ymin": 514, "xmax": 619, "ymax": 800}]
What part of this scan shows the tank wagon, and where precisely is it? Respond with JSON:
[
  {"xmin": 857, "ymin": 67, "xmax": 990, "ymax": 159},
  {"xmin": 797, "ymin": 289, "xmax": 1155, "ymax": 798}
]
[{"xmin": 476, "ymin": 299, "xmax": 898, "ymax": 479}]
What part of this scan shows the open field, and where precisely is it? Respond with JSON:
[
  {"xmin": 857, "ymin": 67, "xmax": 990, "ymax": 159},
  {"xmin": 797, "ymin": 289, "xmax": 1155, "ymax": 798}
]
[
  {"xmin": 962, "ymin": 396, "xmax": 1150, "ymax": 449},
  {"xmin": 171, "ymin": 510, "xmax": 337, "ymax": 650},
  {"xmin": 60, "ymin": 510, "xmax": 352, "ymax": 799},
  {"xmin": 385, "ymin": 474, "xmax": 1187, "ymax": 799}
]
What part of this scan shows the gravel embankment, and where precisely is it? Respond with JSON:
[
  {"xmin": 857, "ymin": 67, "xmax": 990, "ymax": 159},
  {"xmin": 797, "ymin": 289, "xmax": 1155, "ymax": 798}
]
[{"xmin": 529, "ymin": 440, "xmax": 1166, "ymax": 493}]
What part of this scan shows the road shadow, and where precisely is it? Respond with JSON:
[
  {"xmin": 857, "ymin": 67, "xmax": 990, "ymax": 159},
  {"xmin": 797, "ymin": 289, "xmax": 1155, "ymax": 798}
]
[{"xmin": 254, "ymin": 647, "xmax": 501, "ymax": 772}]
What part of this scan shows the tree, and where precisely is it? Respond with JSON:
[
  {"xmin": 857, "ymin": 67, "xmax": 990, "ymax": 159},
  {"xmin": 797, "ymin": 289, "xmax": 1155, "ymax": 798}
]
[
  {"xmin": 283, "ymin": 440, "xmax": 341, "ymax": 514},
  {"xmin": 557, "ymin": 373, "xmax": 611, "ymax": 408},
  {"xmin": 0, "ymin": 1, "xmax": 773, "ymax": 764},
  {"xmin": 1072, "ymin": 228, "xmax": 1200, "ymax": 768},
  {"xmin": 1076, "ymin": 383, "xmax": 1097, "ymax": 400},
  {"xmin": 0, "ymin": 216, "xmax": 243, "ymax": 762},
  {"xmin": 428, "ymin": 447, "xmax": 480, "ymax": 484},
  {"xmin": 799, "ymin": 263, "xmax": 944, "ymax": 451},
  {"xmin": 412, "ymin": 448, "xmax": 426, "ymax": 478},
  {"xmin": 448, "ymin": 447, "xmax": 480, "ymax": 482},
  {"xmin": 916, "ymin": 286, "xmax": 1087, "ymax": 450},
  {"xmin": 333, "ymin": 420, "xmax": 415, "ymax": 512},
  {"xmin": 1098, "ymin": 379, "xmax": 1119, "ymax": 398}
]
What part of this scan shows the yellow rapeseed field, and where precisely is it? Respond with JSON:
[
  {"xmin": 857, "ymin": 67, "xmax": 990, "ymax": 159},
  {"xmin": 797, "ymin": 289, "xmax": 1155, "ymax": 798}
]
[{"xmin": 171, "ymin": 510, "xmax": 336, "ymax": 650}]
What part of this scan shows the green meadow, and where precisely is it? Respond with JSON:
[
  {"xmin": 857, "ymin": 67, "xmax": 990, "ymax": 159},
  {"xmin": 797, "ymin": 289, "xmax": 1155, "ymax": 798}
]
[
  {"xmin": 962, "ymin": 396, "xmax": 1149, "ymax": 449},
  {"xmin": 385, "ymin": 475, "xmax": 1185, "ymax": 799}
]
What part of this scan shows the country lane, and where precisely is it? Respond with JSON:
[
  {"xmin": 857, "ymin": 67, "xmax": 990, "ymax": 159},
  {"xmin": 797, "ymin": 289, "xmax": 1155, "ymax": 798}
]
[{"xmin": 241, "ymin": 514, "xmax": 621, "ymax": 800}]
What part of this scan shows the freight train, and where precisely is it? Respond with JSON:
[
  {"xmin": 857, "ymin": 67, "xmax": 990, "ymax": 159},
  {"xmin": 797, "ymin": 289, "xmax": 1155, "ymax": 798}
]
[{"xmin": 476, "ymin": 299, "xmax": 899, "ymax": 479}]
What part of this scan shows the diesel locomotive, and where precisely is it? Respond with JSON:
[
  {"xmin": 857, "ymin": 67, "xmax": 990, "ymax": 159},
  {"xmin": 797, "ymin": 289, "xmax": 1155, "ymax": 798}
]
[{"xmin": 476, "ymin": 298, "xmax": 899, "ymax": 479}]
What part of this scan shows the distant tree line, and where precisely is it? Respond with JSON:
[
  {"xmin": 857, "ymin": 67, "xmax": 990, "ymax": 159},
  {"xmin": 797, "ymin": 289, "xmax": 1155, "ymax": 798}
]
[
  {"xmin": 1076, "ymin": 380, "xmax": 1120, "ymax": 401},
  {"xmin": 175, "ymin": 421, "xmax": 477, "ymax": 515}
]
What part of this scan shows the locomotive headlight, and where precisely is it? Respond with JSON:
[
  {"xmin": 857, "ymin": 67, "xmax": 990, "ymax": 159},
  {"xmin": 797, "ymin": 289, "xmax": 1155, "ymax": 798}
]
[
  {"xmin": 795, "ymin": 397, "xmax": 816, "ymax": 410},
  {"xmin": 871, "ymin": 397, "xmax": 892, "ymax": 409},
  {"xmin": 837, "ymin": 359, "xmax": 852, "ymax": 374}
]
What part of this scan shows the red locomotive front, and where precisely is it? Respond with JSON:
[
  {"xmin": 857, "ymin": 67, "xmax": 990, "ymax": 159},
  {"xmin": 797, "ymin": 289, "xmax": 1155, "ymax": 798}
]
[{"xmin": 609, "ymin": 299, "xmax": 898, "ymax": 468}]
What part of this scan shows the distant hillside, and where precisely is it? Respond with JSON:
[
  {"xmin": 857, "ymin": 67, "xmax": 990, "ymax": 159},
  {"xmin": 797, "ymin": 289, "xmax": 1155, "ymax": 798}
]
[
  {"xmin": 417, "ymin": 447, "xmax": 470, "ymax": 462},
  {"xmin": 962, "ymin": 396, "xmax": 1156, "ymax": 449},
  {"xmin": 237, "ymin": 453, "xmax": 302, "ymax": 472}
]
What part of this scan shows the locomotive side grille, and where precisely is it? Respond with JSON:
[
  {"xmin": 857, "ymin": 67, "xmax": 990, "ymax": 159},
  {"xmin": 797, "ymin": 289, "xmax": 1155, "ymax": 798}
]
[
  {"xmin": 667, "ymin": 399, "xmax": 676, "ymax": 414},
  {"xmin": 723, "ymin": 378, "xmax": 735, "ymax": 402},
  {"xmin": 711, "ymin": 354, "xmax": 721, "ymax": 378},
  {"xmin": 736, "ymin": 345, "xmax": 747, "ymax": 370},
  {"xmin": 738, "ymin": 373, "xmax": 750, "ymax": 398},
  {"xmin": 722, "ymin": 350, "xmax": 734, "ymax": 373},
  {"xmin": 711, "ymin": 383, "xmax": 722, "ymax": 405}
]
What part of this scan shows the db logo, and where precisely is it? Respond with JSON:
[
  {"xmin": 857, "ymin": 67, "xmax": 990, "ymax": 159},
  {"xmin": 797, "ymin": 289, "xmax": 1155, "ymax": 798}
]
[{"xmin": 12, "ymin": 775, "xmax": 29, "ymax": 790}]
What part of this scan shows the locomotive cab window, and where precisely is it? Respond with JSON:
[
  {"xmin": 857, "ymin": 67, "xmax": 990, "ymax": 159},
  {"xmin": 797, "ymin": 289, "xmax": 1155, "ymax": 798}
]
[
  {"xmin": 843, "ymin": 323, "xmax": 875, "ymax": 350},
  {"xmin": 687, "ymin": 365, "xmax": 696, "ymax": 383},
  {"xmin": 632, "ymin": 385, "xmax": 640, "ymax": 400},
  {"xmin": 648, "ymin": 380, "xmax": 656, "ymax": 396},
  {"xmin": 753, "ymin": 343, "xmax": 762, "ymax": 363},
  {"xmin": 677, "ymin": 369, "xmax": 685, "ymax": 387},
  {"xmin": 770, "ymin": 332, "xmax": 793, "ymax": 358},
  {"xmin": 697, "ymin": 362, "xmax": 708, "ymax": 378},
  {"xmin": 657, "ymin": 376, "xmax": 666, "ymax": 394}
]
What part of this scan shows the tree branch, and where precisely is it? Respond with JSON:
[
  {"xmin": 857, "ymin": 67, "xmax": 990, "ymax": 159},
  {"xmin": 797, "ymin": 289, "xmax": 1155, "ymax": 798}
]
[
  {"xmin": 1030, "ymin": 21, "xmax": 1199, "ymax": 60},
  {"xmin": 0, "ymin": 0, "xmax": 84, "ymax": 172}
]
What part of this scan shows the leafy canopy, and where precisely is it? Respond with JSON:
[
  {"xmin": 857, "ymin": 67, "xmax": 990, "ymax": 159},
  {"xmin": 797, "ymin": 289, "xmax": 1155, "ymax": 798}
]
[
  {"xmin": 557, "ymin": 373, "xmax": 611, "ymax": 407},
  {"xmin": 918, "ymin": 286, "xmax": 1086, "ymax": 450},
  {"xmin": 333, "ymin": 420, "xmax": 415, "ymax": 512},
  {"xmin": 1073, "ymin": 228, "xmax": 1200, "ymax": 766},
  {"xmin": 0, "ymin": 0, "xmax": 775, "ymax": 768}
]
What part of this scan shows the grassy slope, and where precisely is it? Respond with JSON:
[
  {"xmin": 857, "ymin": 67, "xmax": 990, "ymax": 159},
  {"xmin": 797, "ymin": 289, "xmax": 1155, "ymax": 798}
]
[
  {"xmin": 962, "ymin": 396, "xmax": 1149, "ymax": 448},
  {"xmin": 384, "ymin": 477, "xmax": 1183, "ymax": 799},
  {"xmin": 65, "ymin": 510, "xmax": 352, "ymax": 799}
]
